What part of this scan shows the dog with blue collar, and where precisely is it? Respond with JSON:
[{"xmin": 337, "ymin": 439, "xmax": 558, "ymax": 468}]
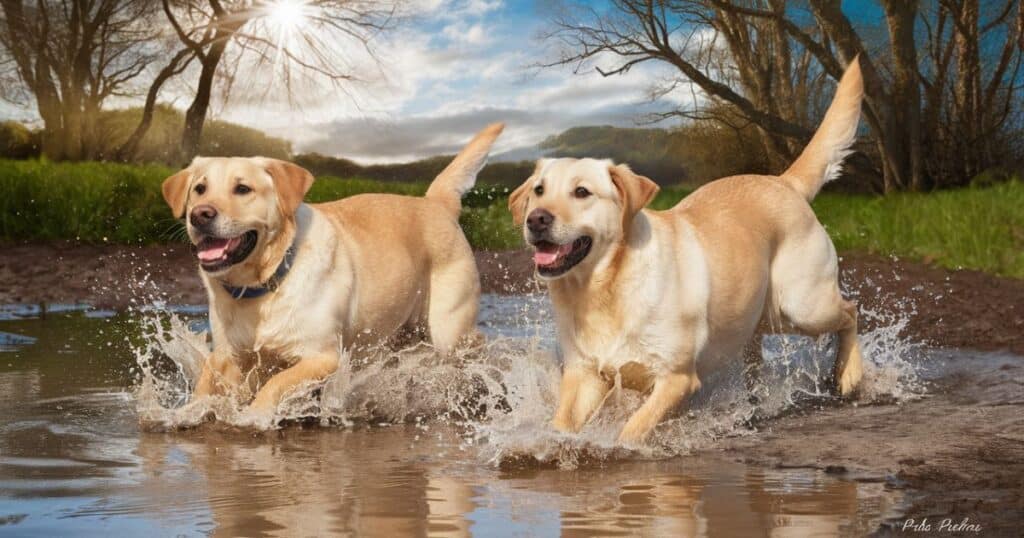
[{"xmin": 160, "ymin": 123, "xmax": 504, "ymax": 421}]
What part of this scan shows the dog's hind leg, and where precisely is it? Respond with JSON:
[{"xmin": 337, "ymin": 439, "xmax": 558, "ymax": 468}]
[
  {"xmin": 427, "ymin": 252, "xmax": 482, "ymax": 355},
  {"xmin": 773, "ymin": 228, "xmax": 864, "ymax": 396},
  {"xmin": 831, "ymin": 300, "xmax": 864, "ymax": 396},
  {"xmin": 778, "ymin": 283, "xmax": 864, "ymax": 397}
]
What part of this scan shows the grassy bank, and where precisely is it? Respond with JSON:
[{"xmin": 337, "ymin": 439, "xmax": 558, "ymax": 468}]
[{"xmin": 1, "ymin": 159, "xmax": 1021, "ymax": 278}]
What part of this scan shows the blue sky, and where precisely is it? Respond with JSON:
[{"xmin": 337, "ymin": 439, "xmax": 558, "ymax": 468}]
[
  {"xmin": 225, "ymin": 0, "xmax": 890, "ymax": 162},
  {"xmin": 0, "ymin": 0, "xmax": 892, "ymax": 163},
  {"xmin": 217, "ymin": 0, "xmax": 688, "ymax": 162}
]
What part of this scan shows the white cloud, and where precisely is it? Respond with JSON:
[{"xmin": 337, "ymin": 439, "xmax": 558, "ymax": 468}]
[
  {"xmin": 1, "ymin": 0, "xmax": 698, "ymax": 163},
  {"xmin": 443, "ymin": 22, "xmax": 489, "ymax": 45}
]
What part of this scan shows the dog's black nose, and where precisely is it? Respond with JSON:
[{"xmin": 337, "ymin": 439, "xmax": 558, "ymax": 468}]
[
  {"xmin": 190, "ymin": 204, "xmax": 218, "ymax": 228},
  {"xmin": 527, "ymin": 208, "xmax": 554, "ymax": 235}
]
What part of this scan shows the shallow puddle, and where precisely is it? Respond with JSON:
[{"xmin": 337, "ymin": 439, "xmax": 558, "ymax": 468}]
[{"xmin": 0, "ymin": 295, "xmax": 931, "ymax": 536}]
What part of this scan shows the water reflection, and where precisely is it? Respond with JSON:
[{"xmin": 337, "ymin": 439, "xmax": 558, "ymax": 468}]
[{"xmin": 0, "ymin": 306, "xmax": 901, "ymax": 536}]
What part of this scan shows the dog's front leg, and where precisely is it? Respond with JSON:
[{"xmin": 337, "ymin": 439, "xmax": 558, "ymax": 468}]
[
  {"xmin": 618, "ymin": 369, "xmax": 700, "ymax": 445},
  {"xmin": 551, "ymin": 364, "xmax": 612, "ymax": 433},
  {"xmin": 248, "ymin": 353, "xmax": 340, "ymax": 414},
  {"xmin": 193, "ymin": 349, "xmax": 241, "ymax": 399}
]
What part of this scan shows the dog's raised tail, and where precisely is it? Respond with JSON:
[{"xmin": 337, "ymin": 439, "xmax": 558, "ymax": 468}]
[
  {"xmin": 426, "ymin": 122, "xmax": 505, "ymax": 216},
  {"xmin": 782, "ymin": 57, "xmax": 864, "ymax": 201}
]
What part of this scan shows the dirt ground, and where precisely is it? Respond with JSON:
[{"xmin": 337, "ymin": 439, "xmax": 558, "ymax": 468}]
[
  {"xmin": 709, "ymin": 348, "xmax": 1024, "ymax": 536},
  {"xmin": 2, "ymin": 241, "xmax": 1023, "ymax": 535},
  {"xmin": 2, "ymin": 242, "xmax": 1021, "ymax": 355}
]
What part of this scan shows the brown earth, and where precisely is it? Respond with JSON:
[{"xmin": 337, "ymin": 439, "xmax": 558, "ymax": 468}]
[
  {"xmin": 1, "ymin": 242, "xmax": 1021, "ymax": 355},
  {"xmin": 2, "ymin": 241, "xmax": 1023, "ymax": 535},
  {"xmin": 708, "ymin": 349, "xmax": 1024, "ymax": 537}
]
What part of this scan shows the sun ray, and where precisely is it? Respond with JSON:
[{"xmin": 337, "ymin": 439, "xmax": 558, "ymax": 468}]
[{"xmin": 260, "ymin": 0, "xmax": 314, "ymax": 73}]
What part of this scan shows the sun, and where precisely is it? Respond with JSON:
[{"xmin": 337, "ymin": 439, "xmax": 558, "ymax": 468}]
[
  {"xmin": 260, "ymin": 0, "xmax": 314, "ymax": 71},
  {"xmin": 264, "ymin": 0, "xmax": 311, "ymax": 35}
]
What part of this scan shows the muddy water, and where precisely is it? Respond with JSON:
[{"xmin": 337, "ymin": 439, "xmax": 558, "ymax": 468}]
[{"xmin": 0, "ymin": 295, "xmax": 940, "ymax": 536}]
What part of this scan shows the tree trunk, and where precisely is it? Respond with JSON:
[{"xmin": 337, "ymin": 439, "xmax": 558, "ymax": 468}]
[
  {"xmin": 954, "ymin": 0, "xmax": 981, "ymax": 180},
  {"xmin": 807, "ymin": 0, "xmax": 903, "ymax": 191},
  {"xmin": 116, "ymin": 49, "xmax": 193, "ymax": 162},
  {"xmin": 882, "ymin": 0, "xmax": 923, "ymax": 191},
  {"xmin": 180, "ymin": 33, "xmax": 230, "ymax": 162}
]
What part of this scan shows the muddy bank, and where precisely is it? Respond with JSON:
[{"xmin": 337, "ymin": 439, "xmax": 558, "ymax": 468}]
[
  {"xmin": 707, "ymin": 349, "xmax": 1024, "ymax": 536},
  {"xmin": 0, "ymin": 242, "xmax": 540, "ymax": 308},
  {"xmin": 2, "ymin": 242, "xmax": 1022, "ymax": 355}
]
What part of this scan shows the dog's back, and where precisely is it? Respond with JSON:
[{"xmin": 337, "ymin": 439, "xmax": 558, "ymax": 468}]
[{"xmin": 309, "ymin": 124, "xmax": 505, "ymax": 352}]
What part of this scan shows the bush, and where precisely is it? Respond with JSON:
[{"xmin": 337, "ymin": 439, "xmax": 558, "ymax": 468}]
[
  {"xmin": 2, "ymin": 158, "xmax": 1022, "ymax": 279},
  {"xmin": 95, "ymin": 105, "xmax": 292, "ymax": 164},
  {"xmin": 294, "ymin": 152, "xmax": 535, "ymax": 187},
  {"xmin": 0, "ymin": 121, "xmax": 40, "ymax": 159},
  {"xmin": 0, "ymin": 159, "xmax": 175, "ymax": 244}
]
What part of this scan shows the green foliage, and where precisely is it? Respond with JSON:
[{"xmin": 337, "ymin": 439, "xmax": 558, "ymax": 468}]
[
  {"xmin": 294, "ymin": 153, "xmax": 534, "ymax": 187},
  {"xmin": 540, "ymin": 125, "xmax": 687, "ymax": 185},
  {"xmin": 1, "ymin": 158, "xmax": 1021, "ymax": 279},
  {"xmin": 94, "ymin": 105, "xmax": 292, "ymax": 163},
  {"xmin": 814, "ymin": 179, "xmax": 1024, "ymax": 278},
  {"xmin": 538, "ymin": 119, "xmax": 771, "ymax": 187},
  {"xmin": 197, "ymin": 119, "xmax": 292, "ymax": 160},
  {"xmin": 461, "ymin": 203, "xmax": 521, "ymax": 250},
  {"xmin": 0, "ymin": 159, "xmax": 176, "ymax": 244},
  {"xmin": 307, "ymin": 177, "xmax": 427, "ymax": 201},
  {"xmin": 0, "ymin": 121, "xmax": 41, "ymax": 159}
]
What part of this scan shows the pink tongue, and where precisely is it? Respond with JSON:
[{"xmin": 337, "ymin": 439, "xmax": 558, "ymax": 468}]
[
  {"xmin": 197, "ymin": 237, "xmax": 238, "ymax": 262},
  {"xmin": 534, "ymin": 243, "xmax": 573, "ymax": 266}
]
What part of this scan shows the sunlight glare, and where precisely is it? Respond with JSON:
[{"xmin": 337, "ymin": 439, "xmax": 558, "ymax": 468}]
[
  {"xmin": 268, "ymin": 0, "xmax": 309, "ymax": 32},
  {"xmin": 262, "ymin": 0, "xmax": 313, "ymax": 73}
]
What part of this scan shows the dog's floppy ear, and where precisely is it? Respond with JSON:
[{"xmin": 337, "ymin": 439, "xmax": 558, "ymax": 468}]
[
  {"xmin": 508, "ymin": 159, "xmax": 549, "ymax": 225},
  {"xmin": 508, "ymin": 180, "xmax": 531, "ymax": 226},
  {"xmin": 162, "ymin": 168, "xmax": 192, "ymax": 218},
  {"xmin": 608, "ymin": 163, "xmax": 659, "ymax": 234},
  {"xmin": 263, "ymin": 159, "xmax": 315, "ymax": 217}
]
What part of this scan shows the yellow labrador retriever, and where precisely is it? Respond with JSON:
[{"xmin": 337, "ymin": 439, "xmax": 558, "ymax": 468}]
[
  {"xmin": 161, "ymin": 123, "xmax": 504, "ymax": 415},
  {"xmin": 509, "ymin": 60, "xmax": 865, "ymax": 444}
]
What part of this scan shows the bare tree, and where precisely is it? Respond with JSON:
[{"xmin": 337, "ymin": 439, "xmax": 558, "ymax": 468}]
[
  {"xmin": 114, "ymin": 46, "xmax": 197, "ymax": 161},
  {"xmin": 541, "ymin": 0, "xmax": 1023, "ymax": 192},
  {"xmin": 0, "ymin": 0, "xmax": 160, "ymax": 160},
  {"xmin": 154, "ymin": 0, "xmax": 399, "ymax": 162}
]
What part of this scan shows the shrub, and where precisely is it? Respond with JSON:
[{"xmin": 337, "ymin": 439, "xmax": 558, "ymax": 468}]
[{"xmin": 0, "ymin": 121, "xmax": 40, "ymax": 159}]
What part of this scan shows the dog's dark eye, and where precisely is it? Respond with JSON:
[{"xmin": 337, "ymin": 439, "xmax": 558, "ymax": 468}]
[
  {"xmin": 194, "ymin": 184, "xmax": 206, "ymax": 195},
  {"xmin": 533, "ymin": 184, "xmax": 544, "ymax": 196},
  {"xmin": 234, "ymin": 184, "xmax": 253, "ymax": 195},
  {"xmin": 574, "ymin": 187, "xmax": 591, "ymax": 199}
]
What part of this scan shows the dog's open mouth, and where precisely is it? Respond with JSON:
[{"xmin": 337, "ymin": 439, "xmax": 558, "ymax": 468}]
[
  {"xmin": 196, "ymin": 231, "xmax": 258, "ymax": 271},
  {"xmin": 532, "ymin": 236, "xmax": 592, "ymax": 277}
]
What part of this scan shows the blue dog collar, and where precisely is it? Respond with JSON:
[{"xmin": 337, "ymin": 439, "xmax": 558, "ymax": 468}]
[{"xmin": 221, "ymin": 240, "xmax": 297, "ymax": 300}]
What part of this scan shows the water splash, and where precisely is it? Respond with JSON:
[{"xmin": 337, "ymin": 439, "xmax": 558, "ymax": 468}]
[{"xmin": 130, "ymin": 292, "xmax": 925, "ymax": 468}]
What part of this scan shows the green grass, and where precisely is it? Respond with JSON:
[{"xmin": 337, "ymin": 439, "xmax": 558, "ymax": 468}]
[
  {"xmin": 0, "ymin": 159, "xmax": 177, "ymax": 243},
  {"xmin": 814, "ymin": 180, "xmax": 1024, "ymax": 278},
  {"xmin": 1, "ymin": 158, "xmax": 1021, "ymax": 278}
]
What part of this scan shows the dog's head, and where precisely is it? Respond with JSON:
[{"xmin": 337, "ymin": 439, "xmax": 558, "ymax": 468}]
[
  {"xmin": 508, "ymin": 158, "xmax": 659, "ymax": 279},
  {"xmin": 161, "ymin": 156, "xmax": 314, "ymax": 277}
]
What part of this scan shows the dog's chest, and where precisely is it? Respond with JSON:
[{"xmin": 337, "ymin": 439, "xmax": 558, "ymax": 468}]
[
  {"xmin": 566, "ymin": 308, "xmax": 674, "ymax": 376},
  {"xmin": 214, "ymin": 293, "xmax": 337, "ymax": 362}
]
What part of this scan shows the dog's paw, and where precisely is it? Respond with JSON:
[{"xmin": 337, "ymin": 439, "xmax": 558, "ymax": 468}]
[
  {"xmin": 836, "ymin": 358, "xmax": 863, "ymax": 397},
  {"xmin": 550, "ymin": 417, "xmax": 573, "ymax": 433},
  {"xmin": 236, "ymin": 406, "xmax": 277, "ymax": 429},
  {"xmin": 616, "ymin": 425, "xmax": 650, "ymax": 447}
]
